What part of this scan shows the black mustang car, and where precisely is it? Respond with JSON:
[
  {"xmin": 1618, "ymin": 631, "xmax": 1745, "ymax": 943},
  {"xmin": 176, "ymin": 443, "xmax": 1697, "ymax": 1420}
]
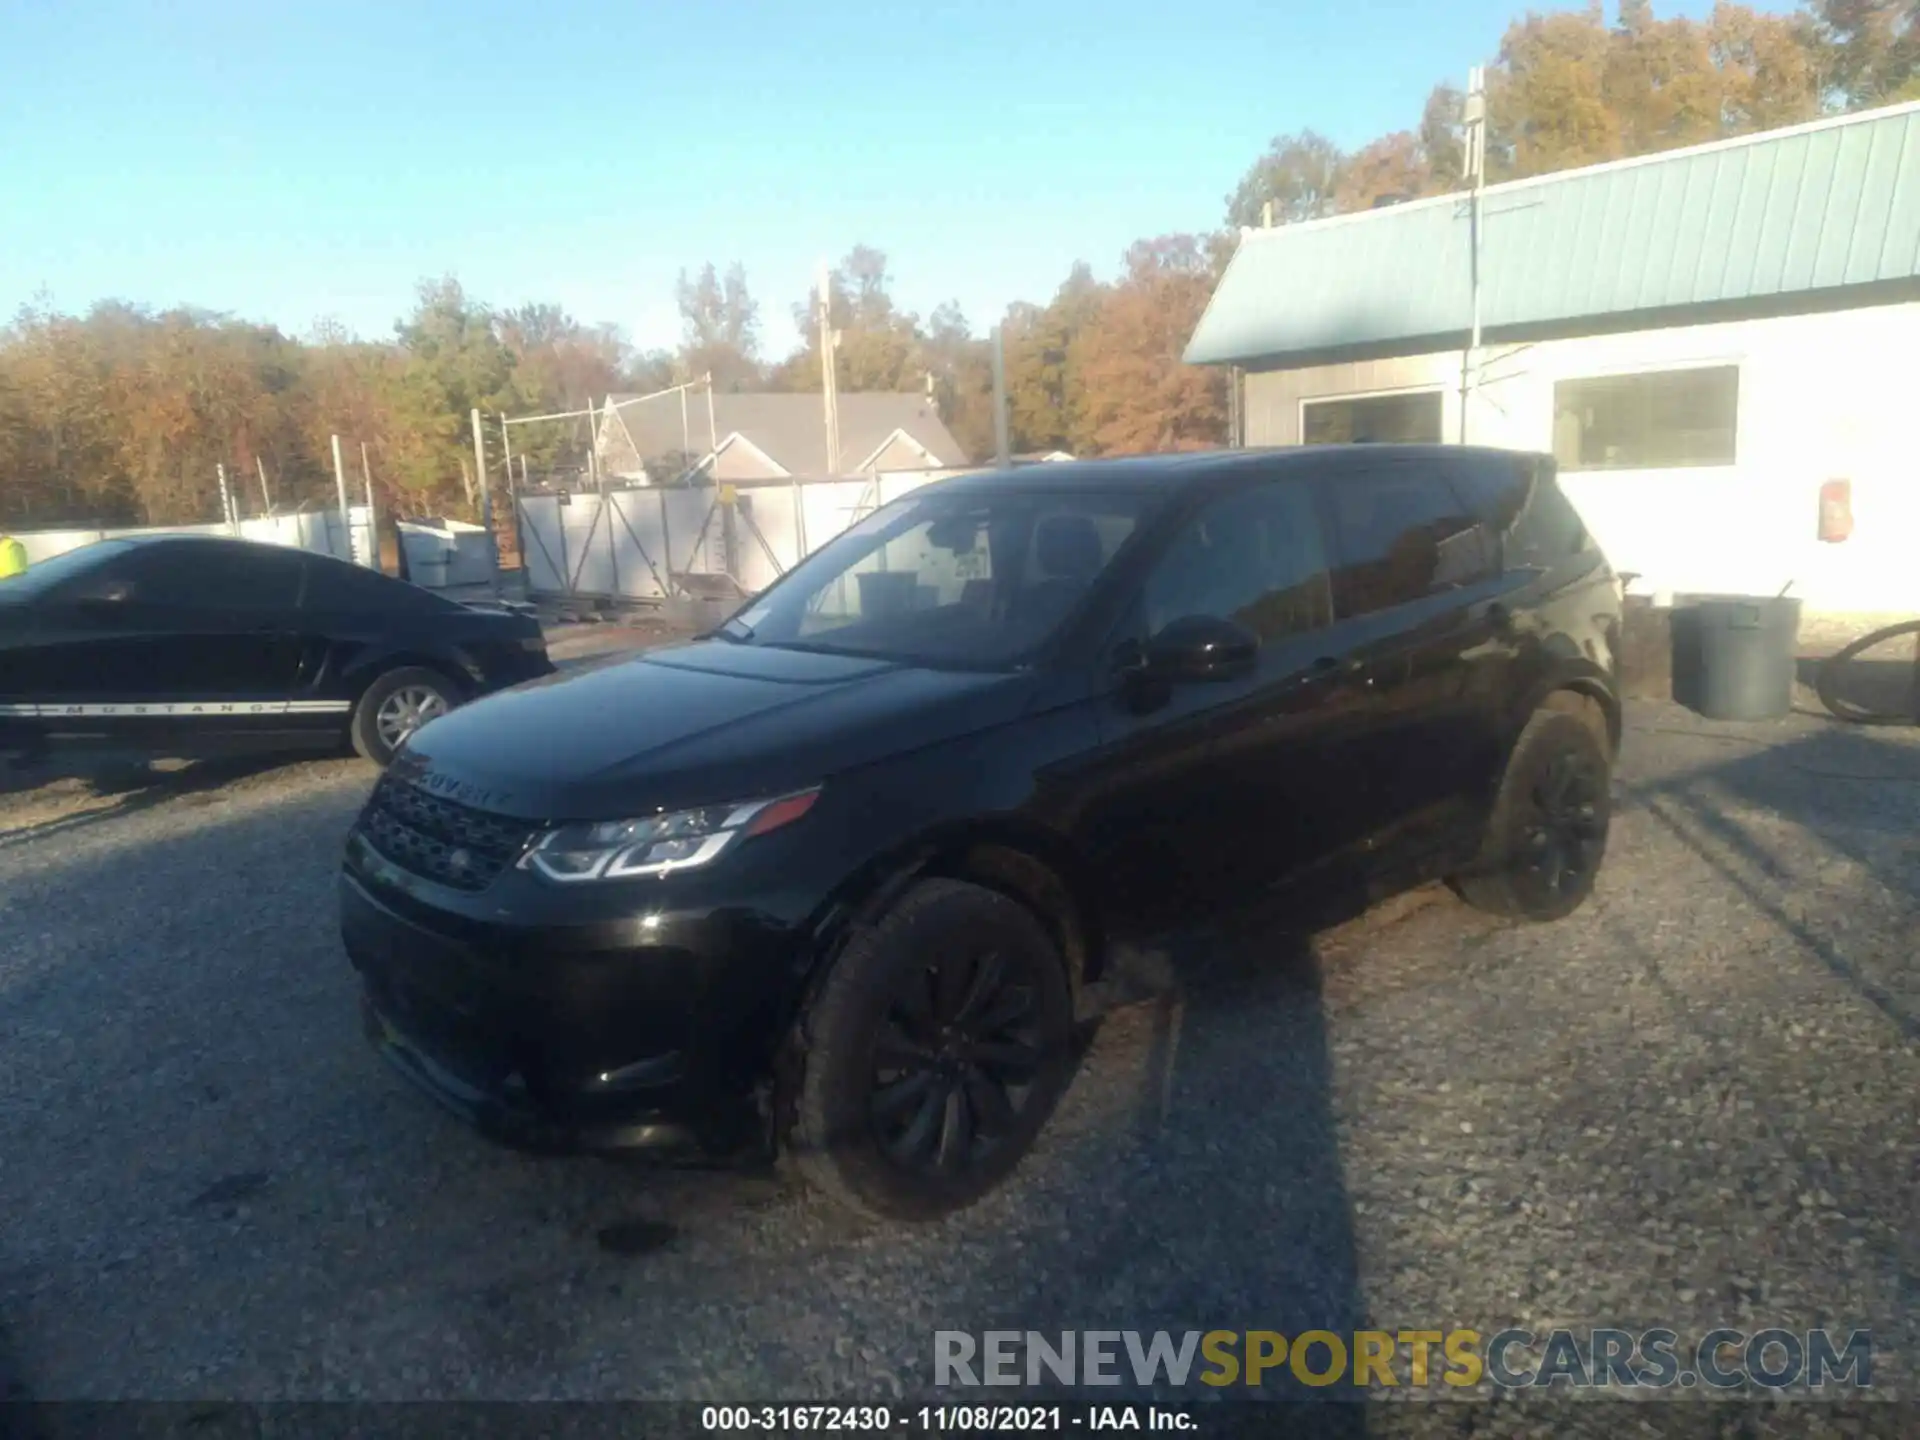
[
  {"xmin": 341, "ymin": 446, "xmax": 1621, "ymax": 1221},
  {"xmin": 0, "ymin": 534, "xmax": 553, "ymax": 767}
]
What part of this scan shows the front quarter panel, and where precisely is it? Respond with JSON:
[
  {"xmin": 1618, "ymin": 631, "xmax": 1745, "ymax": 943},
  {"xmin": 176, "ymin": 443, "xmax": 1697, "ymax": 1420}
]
[{"xmin": 757, "ymin": 676, "xmax": 1111, "ymax": 1010}]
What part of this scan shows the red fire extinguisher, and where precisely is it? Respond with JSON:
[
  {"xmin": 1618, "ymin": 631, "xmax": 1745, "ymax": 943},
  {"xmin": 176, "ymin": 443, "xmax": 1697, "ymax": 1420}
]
[{"xmin": 1818, "ymin": 479, "xmax": 1853, "ymax": 543}]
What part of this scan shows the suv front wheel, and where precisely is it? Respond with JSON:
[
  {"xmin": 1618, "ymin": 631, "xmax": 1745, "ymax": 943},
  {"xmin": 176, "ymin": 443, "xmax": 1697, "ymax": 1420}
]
[
  {"xmin": 1451, "ymin": 702, "xmax": 1612, "ymax": 923},
  {"xmin": 785, "ymin": 878, "xmax": 1076, "ymax": 1222}
]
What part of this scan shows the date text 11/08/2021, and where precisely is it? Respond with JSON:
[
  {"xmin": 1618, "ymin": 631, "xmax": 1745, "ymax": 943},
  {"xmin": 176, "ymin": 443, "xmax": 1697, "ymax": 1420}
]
[{"xmin": 701, "ymin": 1407, "xmax": 1189, "ymax": 1432}]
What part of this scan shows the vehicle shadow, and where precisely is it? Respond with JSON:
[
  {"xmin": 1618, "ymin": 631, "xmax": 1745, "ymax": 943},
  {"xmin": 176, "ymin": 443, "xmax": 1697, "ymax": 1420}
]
[
  {"xmin": 0, "ymin": 750, "xmax": 333, "ymax": 850},
  {"xmin": 898, "ymin": 868, "xmax": 1414, "ymax": 1427},
  {"xmin": 1620, "ymin": 715, "xmax": 1920, "ymax": 1042}
]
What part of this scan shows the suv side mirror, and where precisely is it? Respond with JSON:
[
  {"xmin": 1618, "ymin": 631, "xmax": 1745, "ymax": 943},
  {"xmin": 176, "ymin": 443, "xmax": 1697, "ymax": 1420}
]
[{"xmin": 1144, "ymin": 614, "xmax": 1259, "ymax": 683}]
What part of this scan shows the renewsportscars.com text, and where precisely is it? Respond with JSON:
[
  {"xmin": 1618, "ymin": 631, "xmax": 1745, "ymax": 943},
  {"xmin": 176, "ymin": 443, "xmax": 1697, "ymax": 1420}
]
[{"xmin": 934, "ymin": 1328, "xmax": 1873, "ymax": 1391}]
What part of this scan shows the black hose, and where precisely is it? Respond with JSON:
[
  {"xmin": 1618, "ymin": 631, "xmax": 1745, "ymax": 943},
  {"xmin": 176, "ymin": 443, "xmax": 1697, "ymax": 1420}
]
[{"xmin": 1814, "ymin": 618, "xmax": 1920, "ymax": 725}]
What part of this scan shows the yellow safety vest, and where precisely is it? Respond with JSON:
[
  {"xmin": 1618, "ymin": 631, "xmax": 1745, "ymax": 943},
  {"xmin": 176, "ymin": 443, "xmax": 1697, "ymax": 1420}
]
[{"xmin": 0, "ymin": 536, "xmax": 27, "ymax": 580}]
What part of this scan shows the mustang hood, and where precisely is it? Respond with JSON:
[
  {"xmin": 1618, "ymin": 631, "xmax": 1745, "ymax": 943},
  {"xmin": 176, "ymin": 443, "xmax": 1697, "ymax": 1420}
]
[{"xmin": 396, "ymin": 639, "xmax": 1037, "ymax": 820}]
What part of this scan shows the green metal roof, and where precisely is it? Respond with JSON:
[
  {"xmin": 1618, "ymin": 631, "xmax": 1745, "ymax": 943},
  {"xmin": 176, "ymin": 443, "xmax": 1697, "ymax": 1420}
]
[{"xmin": 1186, "ymin": 100, "xmax": 1920, "ymax": 367}]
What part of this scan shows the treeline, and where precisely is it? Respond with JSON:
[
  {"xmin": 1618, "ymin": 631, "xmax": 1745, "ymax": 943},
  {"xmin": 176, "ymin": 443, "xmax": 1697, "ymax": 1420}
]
[{"xmin": 1, "ymin": 0, "xmax": 1911, "ymax": 530}]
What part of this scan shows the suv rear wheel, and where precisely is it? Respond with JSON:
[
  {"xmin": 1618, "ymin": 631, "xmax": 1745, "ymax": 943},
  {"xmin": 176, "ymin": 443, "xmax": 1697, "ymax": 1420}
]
[
  {"xmin": 786, "ymin": 879, "xmax": 1075, "ymax": 1222},
  {"xmin": 350, "ymin": 666, "xmax": 460, "ymax": 767},
  {"xmin": 1451, "ymin": 703, "xmax": 1612, "ymax": 922}
]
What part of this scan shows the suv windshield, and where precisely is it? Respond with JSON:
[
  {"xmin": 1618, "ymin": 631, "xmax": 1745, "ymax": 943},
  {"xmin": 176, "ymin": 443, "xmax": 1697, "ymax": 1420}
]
[{"xmin": 720, "ymin": 487, "xmax": 1150, "ymax": 667}]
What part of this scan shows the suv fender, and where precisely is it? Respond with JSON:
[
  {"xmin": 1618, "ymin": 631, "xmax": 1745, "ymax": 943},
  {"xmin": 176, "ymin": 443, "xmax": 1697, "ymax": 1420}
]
[
  {"xmin": 795, "ymin": 825, "xmax": 1104, "ymax": 1036},
  {"xmin": 1505, "ymin": 670, "xmax": 1620, "ymax": 760}
]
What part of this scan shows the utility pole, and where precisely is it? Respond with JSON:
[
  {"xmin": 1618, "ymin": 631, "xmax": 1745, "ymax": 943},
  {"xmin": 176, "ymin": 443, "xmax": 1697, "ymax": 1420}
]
[
  {"xmin": 471, "ymin": 408, "xmax": 501, "ymax": 596},
  {"xmin": 330, "ymin": 434, "xmax": 352, "ymax": 561},
  {"xmin": 819, "ymin": 259, "xmax": 841, "ymax": 476},
  {"xmin": 360, "ymin": 442, "xmax": 377, "ymax": 568},
  {"xmin": 991, "ymin": 326, "xmax": 1011, "ymax": 469},
  {"xmin": 256, "ymin": 454, "xmax": 273, "ymax": 515},
  {"xmin": 585, "ymin": 396, "xmax": 601, "ymax": 490},
  {"xmin": 216, "ymin": 463, "xmax": 235, "ymax": 529},
  {"xmin": 500, "ymin": 413, "xmax": 519, "ymax": 575},
  {"xmin": 1460, "ymin": 64, "xmax": 1488, "ymax": 446}
]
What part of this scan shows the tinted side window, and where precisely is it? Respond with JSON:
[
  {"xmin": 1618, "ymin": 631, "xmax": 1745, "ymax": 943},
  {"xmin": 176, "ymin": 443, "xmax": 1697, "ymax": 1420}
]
[
  {"xmin": 1446, "ymin": 456, "xmax": 1532, "ymax": 534},
  {"xmin": 1448, "ymin": 455, "xmax": 1594, "ymax": 566},
  {"xmin": 1142, "ymin": 480, "xmax": 1333, "ymax": 641},
  {"xmin": 121, "ymin": 543, "xmax": 304, "ymax": 610},
  {"xmin": 304, "ymin": 556, "xmax": 446, "ymax": 613},
  {"xmin": 1513, "ymin": 464, "xmax": 1594, "ymax": 564},
  {"xmin": 1322, "ymin": 468, "xmax": 1494, "ymax": 619}
]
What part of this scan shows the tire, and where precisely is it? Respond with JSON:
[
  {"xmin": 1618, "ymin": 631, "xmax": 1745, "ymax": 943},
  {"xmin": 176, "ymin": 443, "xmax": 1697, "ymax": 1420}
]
[
  {"xmin": 785, "ymin": 878, "xmax": 1076, "ymax": 1222},
  {"xmin": 1814, "ymin": 619, "xmax": 1920, "ymax": 725},
  {"xmin": 349, "ymin": 666, "xmax": 461, "ymax": 766},
  {"xmin": 1449, "ymin": 706, "xmax": 1612, "ymax": 923}
]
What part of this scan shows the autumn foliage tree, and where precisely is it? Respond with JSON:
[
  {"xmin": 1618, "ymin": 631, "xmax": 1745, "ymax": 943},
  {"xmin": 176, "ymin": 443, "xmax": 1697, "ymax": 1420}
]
[
  {"xmin": 0, "ymin": 284, "xmax": 658, "ymax": 528},
  {"xmin": 1067, "ymin": 237, "xmax": 1228, "ymax": 456},
  {"xmin": 673, "ymin": 262, "xmax": 763, "ymax": 391}
]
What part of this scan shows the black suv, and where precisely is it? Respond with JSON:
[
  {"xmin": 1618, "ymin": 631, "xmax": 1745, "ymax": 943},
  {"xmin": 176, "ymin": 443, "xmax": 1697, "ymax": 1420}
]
[{"xmin": 341, "ymin": 446, "xmax": 1620, "ymax": 1220}]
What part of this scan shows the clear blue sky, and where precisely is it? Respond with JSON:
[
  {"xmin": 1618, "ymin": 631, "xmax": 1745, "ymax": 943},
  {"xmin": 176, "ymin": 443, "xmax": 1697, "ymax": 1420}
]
[{"xmin": 0, "ymin": 0, "xmax": 1786, "ymax": 359}]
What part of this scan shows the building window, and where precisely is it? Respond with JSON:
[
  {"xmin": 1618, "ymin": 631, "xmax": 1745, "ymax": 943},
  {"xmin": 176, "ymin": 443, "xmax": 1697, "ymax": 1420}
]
[
  {"xmin": 1552, "ymin": 365, "xmax": 1738, "ymax": 471},
  {"xmin": 1302, "ymin": 390, "xmax": 1443, "ymax": 446}
]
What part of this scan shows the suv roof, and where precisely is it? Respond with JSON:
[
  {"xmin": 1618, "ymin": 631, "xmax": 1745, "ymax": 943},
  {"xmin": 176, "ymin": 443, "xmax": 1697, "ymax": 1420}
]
[{"xmin": 936, "ymin": 445, "xmax": 1550, "ymax": 496}]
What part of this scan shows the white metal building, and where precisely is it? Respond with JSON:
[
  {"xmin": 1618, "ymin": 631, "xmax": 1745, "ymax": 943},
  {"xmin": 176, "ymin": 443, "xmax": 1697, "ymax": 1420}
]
[{"xmin": 1186, "ymin": 101, "xmax": 1920, "ymax": 618}]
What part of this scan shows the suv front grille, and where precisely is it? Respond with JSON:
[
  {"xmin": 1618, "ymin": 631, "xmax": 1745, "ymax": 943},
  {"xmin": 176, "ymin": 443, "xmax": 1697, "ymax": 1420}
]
[{"xmin": 358, "ymin": 775, "xmax": 535, "ymax": 891}]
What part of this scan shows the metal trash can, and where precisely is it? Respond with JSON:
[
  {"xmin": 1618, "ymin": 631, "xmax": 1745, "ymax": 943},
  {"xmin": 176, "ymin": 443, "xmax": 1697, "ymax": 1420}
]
[{"xmin": 1686, "ymin": 595, "xmax": 1803, "ymax": 721}]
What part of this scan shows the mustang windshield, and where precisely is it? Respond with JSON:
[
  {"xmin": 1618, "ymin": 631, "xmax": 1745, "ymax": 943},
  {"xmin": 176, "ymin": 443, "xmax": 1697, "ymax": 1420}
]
[{"xmin": 719, "ymin": 488, "xmax": 1150, "ymax": 667}]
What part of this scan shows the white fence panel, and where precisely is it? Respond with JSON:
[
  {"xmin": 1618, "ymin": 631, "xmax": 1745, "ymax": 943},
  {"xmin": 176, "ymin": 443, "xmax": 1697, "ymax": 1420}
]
[
  {"xmin": 663, "ymin": 488, "xmax": 718, "ymax": 576},
  {"xmin": 565, "ymin": 499, "xmax": 621, "ymax": 598},
  {"xmin": 511, "ymin": 470, "xmax": 979, "ymax": 601},
  {"xmin": 552, "ymin": 503, "xmax": 602, "ymax": 599},
  {"xmin": 605, "ymin": 491, "xmax": 672, "ymax": 600},
  {"xmin": 515, "ymin": 498, "xmax": 567, "ymax": 594},
  {"xmin": 800, "ymin": 480, "xmax": 871, "ymax": 559}
]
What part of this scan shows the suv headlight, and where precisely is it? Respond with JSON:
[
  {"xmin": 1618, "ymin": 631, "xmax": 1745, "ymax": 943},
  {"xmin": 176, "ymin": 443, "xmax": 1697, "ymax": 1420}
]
[{"xmin": 518, "ymin": 787, "xmax": 821, "ymax": 883}]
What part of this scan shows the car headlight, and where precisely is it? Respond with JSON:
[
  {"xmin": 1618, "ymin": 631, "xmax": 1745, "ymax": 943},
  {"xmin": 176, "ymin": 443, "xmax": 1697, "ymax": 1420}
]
[{"xmin": 518, "ymin": 787, "xmax": 821, "ymax": 883}]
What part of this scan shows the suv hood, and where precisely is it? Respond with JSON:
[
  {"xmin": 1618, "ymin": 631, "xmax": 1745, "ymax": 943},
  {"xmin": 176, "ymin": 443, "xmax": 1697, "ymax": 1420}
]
[{"xmin": 396, "ymin": 639, "xmax": 1037, "ymax": 820}]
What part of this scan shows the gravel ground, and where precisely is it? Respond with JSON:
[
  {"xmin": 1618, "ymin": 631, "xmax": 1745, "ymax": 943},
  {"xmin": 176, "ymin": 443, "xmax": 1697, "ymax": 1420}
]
[{"xmin": 0, "ymin": 700, "xmax": 1915, "ymax": 1419}]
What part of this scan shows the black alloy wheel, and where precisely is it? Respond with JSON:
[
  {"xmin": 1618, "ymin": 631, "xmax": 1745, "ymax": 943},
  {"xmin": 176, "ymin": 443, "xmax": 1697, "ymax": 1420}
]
[
  {"xmin": 1514, "ymin": 747, "xmax": 1609, "ymax": 904},
  {"xmin": 1451, "ymin": 704, "xmax": 1613, "ymax": 923},
  {"xmin": 786, "ymin": 878, "xmax": 1075, "ymax": 1221},
  {"xmin": 868, "ymin": 947, "xmax": 1049, "ymax": 1177}
]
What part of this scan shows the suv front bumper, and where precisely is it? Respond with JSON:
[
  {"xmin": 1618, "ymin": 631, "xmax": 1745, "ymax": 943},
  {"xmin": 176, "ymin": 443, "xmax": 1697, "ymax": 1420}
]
[{"xmin": 339, "ymin": 862, "xmax": 796, "ymax": 1159}]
